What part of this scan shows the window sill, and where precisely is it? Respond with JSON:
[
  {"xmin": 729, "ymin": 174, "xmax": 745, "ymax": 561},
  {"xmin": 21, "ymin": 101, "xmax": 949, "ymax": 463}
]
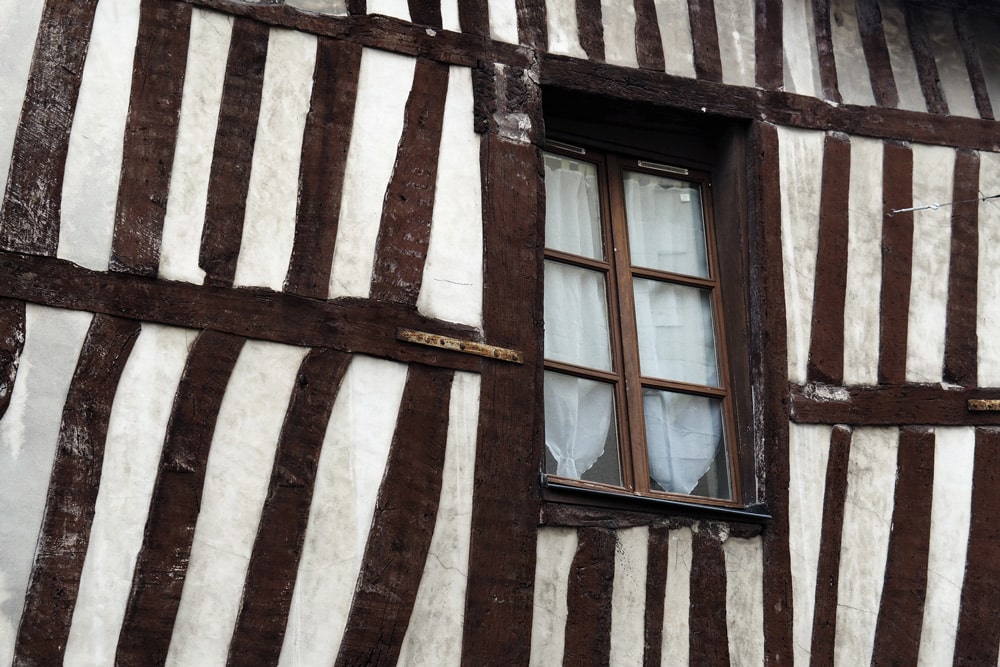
[{"xmin": 540, "ymin": 475, "xmax": 771, "ymax": 532}]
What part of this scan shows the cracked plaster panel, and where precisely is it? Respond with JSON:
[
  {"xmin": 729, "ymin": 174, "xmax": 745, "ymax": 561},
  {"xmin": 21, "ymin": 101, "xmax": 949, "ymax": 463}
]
[
  {"xmin": 834, "ymin": 426, "xmax": 898, "ymax": 667},
  {"xmin": 609, "ymin": 526, "xmax": 648, "ymax": 666},
  {"xmin": 159, "ymin": 8, "xmax": 233, "ymax": 285},
  {"xmin": 829, "ymin": 0, "xmax": 875, "ymax": 106},
  {"xmin": 972, "ymin": 17, "xmax": 1000, "ymax": 115},
  {"xmin": 285, "ymin": 0, "xmax": 347, "ymax": 14},
  {"xmin": 879, "ymin": 0, "xmax": 926, "ymax": 112},
  {"xmin": 777, "ymin": 126, "xmax": 824, "ymax": 385},
  {"xmin": 328, "ymin": 49, "xmax": 415, "ymax": 299},
  {"xmin": 58, "ymin": 0, "xmax": 140, "ymax": 272},
  {"xmin": 234, "ymin": 28, "xmax": 317, "ymax": 291},
  {"xmin": 529, "ymin": 527, "xmax": 578, "ymax": 666},
  {"xmin": 715, "ymin": 0, "xmax": 755, "ymax": 87},
  {"xmin": 545, "ymin": 0, "xmax": 587, "ymax": 59},
  {"xmin": 601, "ymin": 0, "xmax": 639, "ymax": 68},
  {"xmin": 783, "ymin": 0, "xmax": 822, "ymax": 97},
  {"xmin": 924, "ymin": 8, "xmax": 979, "ymax": 118},
  {"xmin": 0, "ymin": 306, "xmax": 92, "ymax": 666},
  {"xmin": 416, "ymin": 66, "xmax": 483, "ymax": 328},
  {"xmin": 64, "ymin": 324, "xmax": 195, "ymax": 667},
  {"xmin": 366, "ymin": 0, "xmax": 409, "ymax": 21},
  {"xmin": 661, "ymin": 527, "xmax": 693, "ymax": 666},
  {"xmin": 653, "ymin": 0, "xmax": 695, "ymax": 78},
  {"xmin": 278, "ymin": 356, "xmax": 408, "ymax": 666},
  {"xmin": 788, "ymin": 423, "xmax": 833, "ymax": 667},
  {"xmin": 977, "ymin": 152, "xmax": 1000, "ymax": 384},
  {"xmin": 724, "ymin": 536, "xmax": 764, "ymax": 667},
  {"xmin": 166, "ymin": 340, "xmax": 309, "ymax": 667},
  {"xmin": 843, "ymin": 137, "xmax": 883, "ymax": 386},
  {"xmin": 0, "ymin": 0, "xmax": 44, "ymax": 191},
  {"xmin": 906, "ymin": 144, "xmax": 954, "ymax": 384},
  {"xmin": 917, "ymin": 427, "xmax": 974, "ymax": 667},
  {"xmin": 397, "ymin": 372, "xmax": 480, "ymax": 666},
  {"xmin": 488, "ymin": 0, "xmax": 519, "ymax": 44}
]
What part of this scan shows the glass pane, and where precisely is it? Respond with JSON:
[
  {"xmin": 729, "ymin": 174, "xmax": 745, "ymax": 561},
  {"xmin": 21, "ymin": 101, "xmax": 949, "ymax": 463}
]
[
  {"xmin": 623, "ymin": 170, "xmax": 709, "ymax": 277},
  {"xmin": 544, "ymin": 371, "xmax": 622, "ymax": 486},
  {"xmin": 643, "ymin": 388, "xmax": 731, "ymax": 499},
  {"xmin": 544, "ymin": 261, "xmax": 613, "ymax": 371},
  {"xmin": 544, "ymin": 152, "xmax": 604, "ymax": 260},
  {"xmin": 633, "ymin": 278, "xmax": 719, "ymax": 386}
]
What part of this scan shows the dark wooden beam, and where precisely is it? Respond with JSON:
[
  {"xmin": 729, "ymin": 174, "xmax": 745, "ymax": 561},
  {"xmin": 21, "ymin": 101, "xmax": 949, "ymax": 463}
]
[{"xmin": 790, "ymin": 383, "xmax": 1000, "ymax": 425}]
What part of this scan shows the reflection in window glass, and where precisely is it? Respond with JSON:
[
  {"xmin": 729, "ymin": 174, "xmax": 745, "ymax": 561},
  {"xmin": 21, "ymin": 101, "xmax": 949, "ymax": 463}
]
[
  {"xmin": 544, "ymin": 371, "xmax": 622, "ymax": 486},
  {"xmin": 544, "ymin": 153, "xmax": 604, "ymax": 260},
  {"xmin": 544, "ymin": 260, "xmax": 613, "ymax": 372}
]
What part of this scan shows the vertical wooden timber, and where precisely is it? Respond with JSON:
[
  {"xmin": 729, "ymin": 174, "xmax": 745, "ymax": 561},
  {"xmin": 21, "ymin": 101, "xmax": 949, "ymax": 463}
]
[
  {"xmin": 752, "ymin": 121, "xmax": 794, "ymax": 665},
  {"xmin": 952, "ymin": 11, "xmax": 994, "ymax": 120},
  {"xmin": 13, "ymin": 315, "xmax": 140, "ymax": 665},
  {"xmin": 334, "ymin": 366, "xmax": 455, "ymax": 666},
  {"xmin": 0, "ymin": 299, "xmax": 25, "ymax": 420},
  {"xmin": 808, "ymin": 425, "xmax": 853, "ymax": 666},
  {"xmin": 116, "ymin": 331, "xmax": 245, "ymax": 666},
  {"xmin": 642, "ymin": 525, "xmax": 670, "ymax": 667},
  {"xmin": 226, "ymin": 348, "xmax": 351, "ymax": 666},
  {"xmin": 755, "ymin": 0, "xmax": 784, "ymax": 90},
  {"xmin": 855, "ymin": 0, "xmax": 899, "ymax": 108},
  {"xmin": 953, "ymin": 428, "xmax": 1000, "ymax": 666},
  {"xmin": 0, "ymin": 0, "xmax": 99, "ymax": 256},
  {"xmin": 688, "ymin": 0, "xmax": 723, "ymax": 82},
  {"xmin": 562, "ymin": 527, "xmax": 615, "ymax": 666},
  {"xmin": 943, "ymin": 150, "xmax": 980, "ymax": 386},
  {"xmin": 408, "ymin": 0, "xmax": 443, "ymax": 29},
  {"xmin": 689, "ymin": 529, "xmax": 730, "ymax": 665},
  {"xmin": 284, "ymin": 39, "xmax": 362, "ymax": 299},
  {"xmin": 878, "ymin": 141, "xmax": 913, "ymax": 385},
  {"xmin": 813, "ymin": 0, "xmax": 842, "ymax": 103},
  {"xmin": 198, "ymin": 18, "xmax": 269, "ymax": 287},
  {"xmin": 458, "ymin": 0, "xmax": 490, "ymax": 37},
  {"xmin": 904, "ymin": 4, "xmax": 949, "ymax": 115},
  {"xmin": 461, "ymin": 65, "xmax": 542, "ymax": 667},
  {"xmin": 347, "ymin": 0, "xmax": 366, "ymax": 14},
  {"xmin": 369, "ymin": 59, "xmax": 450, "ymax": 305},
  {"xmin": 634, "ymin": 0, "xmax": 665, "ymax": 71},
  {"xmin": 871, "ymin": 427, "xmax": 934, "ymax": 666},
  {"xmin": 110, "ymin": 0, "xmax": 191, "ymax": 276},
  {"xmin": 807, "ymin": 134, "xmax": 852, "ymax": 386},
  {"xmin": 576, "ymin": 0, "xmax": 606, "ymax": 62},
  {"xmin": 517, "ymin": 0, "xmax": 548, "ymax": 49}
]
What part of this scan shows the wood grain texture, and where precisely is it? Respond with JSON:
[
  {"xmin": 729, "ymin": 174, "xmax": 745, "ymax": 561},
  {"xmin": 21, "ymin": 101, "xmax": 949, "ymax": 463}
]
[
  {"xmin": 855, "ymin": 0, "xmax": 899, "ymax": 107},
  {"xmin": 347, "ymin": 0, "xmax": 366, "ymax": 14},
  {"xmin": 688, "ymin": 0, "xmax": 723, "ymax": 82},
  {"xmin": 878, "ymin": 141, "xmax": 913, "ymax": 385},
  {"xmin": 226, "ymin": 347, "xmax": 351, "ymax": 667},
  {"xmin": 813, "ymin": 0, "xmax": 842, "ymax": 102},
  {"xmin": 562, "ymin": 527, "xmax": 615, "ymax": 666},
  {"xmin": 577, "ymin": 0, "xmax": 606, "ymax": 62},
  {"xmin": 13, "ymin": 315, "xmax": 140, "ymax": 665},
  {"xmin": 0, "ymin": 251, "xmax": 484, "ymax": 372},
  {"xmin": 755, "ymin": 0, "xmax": 784, "ymax": 90},
  {"xmin": 369, "ymin": 59, "xmax": 449, "ymax": 305},
  {"xmin": 458, "ymin": 0, "xmax": 489, "ymax": 37},
  {"xmin": 953, "ymin": 427, "xmax": 1000, "ymax": 666},
  {"xmin": 634, "ymin": 0, "xmax": 665, "ymax": 71},
  {"xmin": 943, "ymin": 150, "xmax": 980, "ymax": 386},
  {"xmin": 790, "ymin": 383, "xmax": 1000, "ymax": 425},
  {"xmin": 807, "ymin": 134, "xmax": 852, "ymax": 385},
  {"xmin": 904, "ymin": 4, "xmax": 948, "ymax": 114},
  {"xmin": 517, "ymin": 0, "xmax": 548, "ymax": 49},
  {"xmin": 0, "ymin": 298, "xmax": 25, "ymax": 420},
  {"xmin": 334, "ymin": 365, "xmax": 455, "ymax": 666},
  {"xmin": 808, "ymin": 425, "xmax": 852, "ymax": 666},
  {"xmin": 284, "ymin": 38, "xmax": 362, "ymax": 299},
  {"xmin": 115, "ymin": 331, "xmax": 245, "ymax": 666},
  {"xmin": 751, "ymin": 121, "xmax": 795, "ymax": 666},
  {"xmin": 870, "ymin": 426, "xmax": 933, "ymax": 666},
  {"xmin": 0, "ymin": 0, "xmax": 99, "ymax": 255},
  {"xmin": 643, "ymin": 525, "xmax": 670, "ymax": 667},
  {"xmin": 689, "ymin": 528, "xmax": 731, "ymax": 665},
  {"xmin": 199, "ymin": 17, "xmax": 269, "ymax": 287},
  {"xmin": 110, "ymin": 0, "xmax": 192, "ymax": 276},
  {"xmin": 952, "ymin": 10, "xmax": 994, "ymax": 120},
  {"xmin": 408, "ymin": 0, "xmax": 442, "ymax": 28}
]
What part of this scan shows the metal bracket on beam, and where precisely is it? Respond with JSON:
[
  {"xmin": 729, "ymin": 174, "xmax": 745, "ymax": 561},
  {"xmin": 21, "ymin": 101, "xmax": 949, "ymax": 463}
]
[
  {"xmin": 968, "ymin": 399, "xmax": 1000, "ymax": 412},
  {"xmin": 397, "ymin": 328, "xmax": 524, "ymax": 364}
]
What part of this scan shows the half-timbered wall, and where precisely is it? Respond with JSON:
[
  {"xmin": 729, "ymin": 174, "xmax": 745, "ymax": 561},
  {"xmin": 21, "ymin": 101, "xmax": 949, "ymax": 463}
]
[{"xmin": 2, "ymin": 0, "xmax": 999, "ymax": 665}]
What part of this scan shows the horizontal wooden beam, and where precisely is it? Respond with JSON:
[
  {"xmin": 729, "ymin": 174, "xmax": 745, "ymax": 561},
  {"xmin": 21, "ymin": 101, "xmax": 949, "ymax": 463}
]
[
  {"xmin": 0, "ymin": 250, "xmax": 485, "ymax": 372},
  {"xmin": 790, "ymin": 382, "xmax": 1000, "ymax": 425}
]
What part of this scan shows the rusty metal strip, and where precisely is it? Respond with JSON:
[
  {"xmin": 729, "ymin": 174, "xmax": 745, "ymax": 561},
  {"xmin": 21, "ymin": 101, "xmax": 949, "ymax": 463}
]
[
  {"xmin": 397, "ymin": 328, "xmax": 523, "ymax": 364},
  {"xmin": 968, "ymin": 399, "xmax": 1000, "ymax": 412}
]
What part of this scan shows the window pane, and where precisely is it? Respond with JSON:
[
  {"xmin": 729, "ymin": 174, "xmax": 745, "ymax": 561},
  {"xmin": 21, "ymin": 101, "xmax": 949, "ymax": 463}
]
[
  {"xmin": 544, "ymin": 371, "xmax": 622, "ymax": 486},
  {"xmin": 544, "ymin": 261, "xmax": 613, "ymax": 371},
  {"xmin": 643, "ymin": 388, "xmax": 731, "ymax": 499},
  {"xmin": 633, "ymin": 278, "xmax": 719, "ymax": 386},
  {"xmin": 623, "ymin": 171, "xmax": 709, "ymax": 278},
  {"xmin": 544, "ymin": 153, "xmax": 604, "ymax": 260}
]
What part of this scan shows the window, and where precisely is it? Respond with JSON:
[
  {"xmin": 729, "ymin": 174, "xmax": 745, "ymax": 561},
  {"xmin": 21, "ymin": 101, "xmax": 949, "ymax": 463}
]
[{"xmin": 542, "ymin": 138, "xmax": 746, "ymax": 507}]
